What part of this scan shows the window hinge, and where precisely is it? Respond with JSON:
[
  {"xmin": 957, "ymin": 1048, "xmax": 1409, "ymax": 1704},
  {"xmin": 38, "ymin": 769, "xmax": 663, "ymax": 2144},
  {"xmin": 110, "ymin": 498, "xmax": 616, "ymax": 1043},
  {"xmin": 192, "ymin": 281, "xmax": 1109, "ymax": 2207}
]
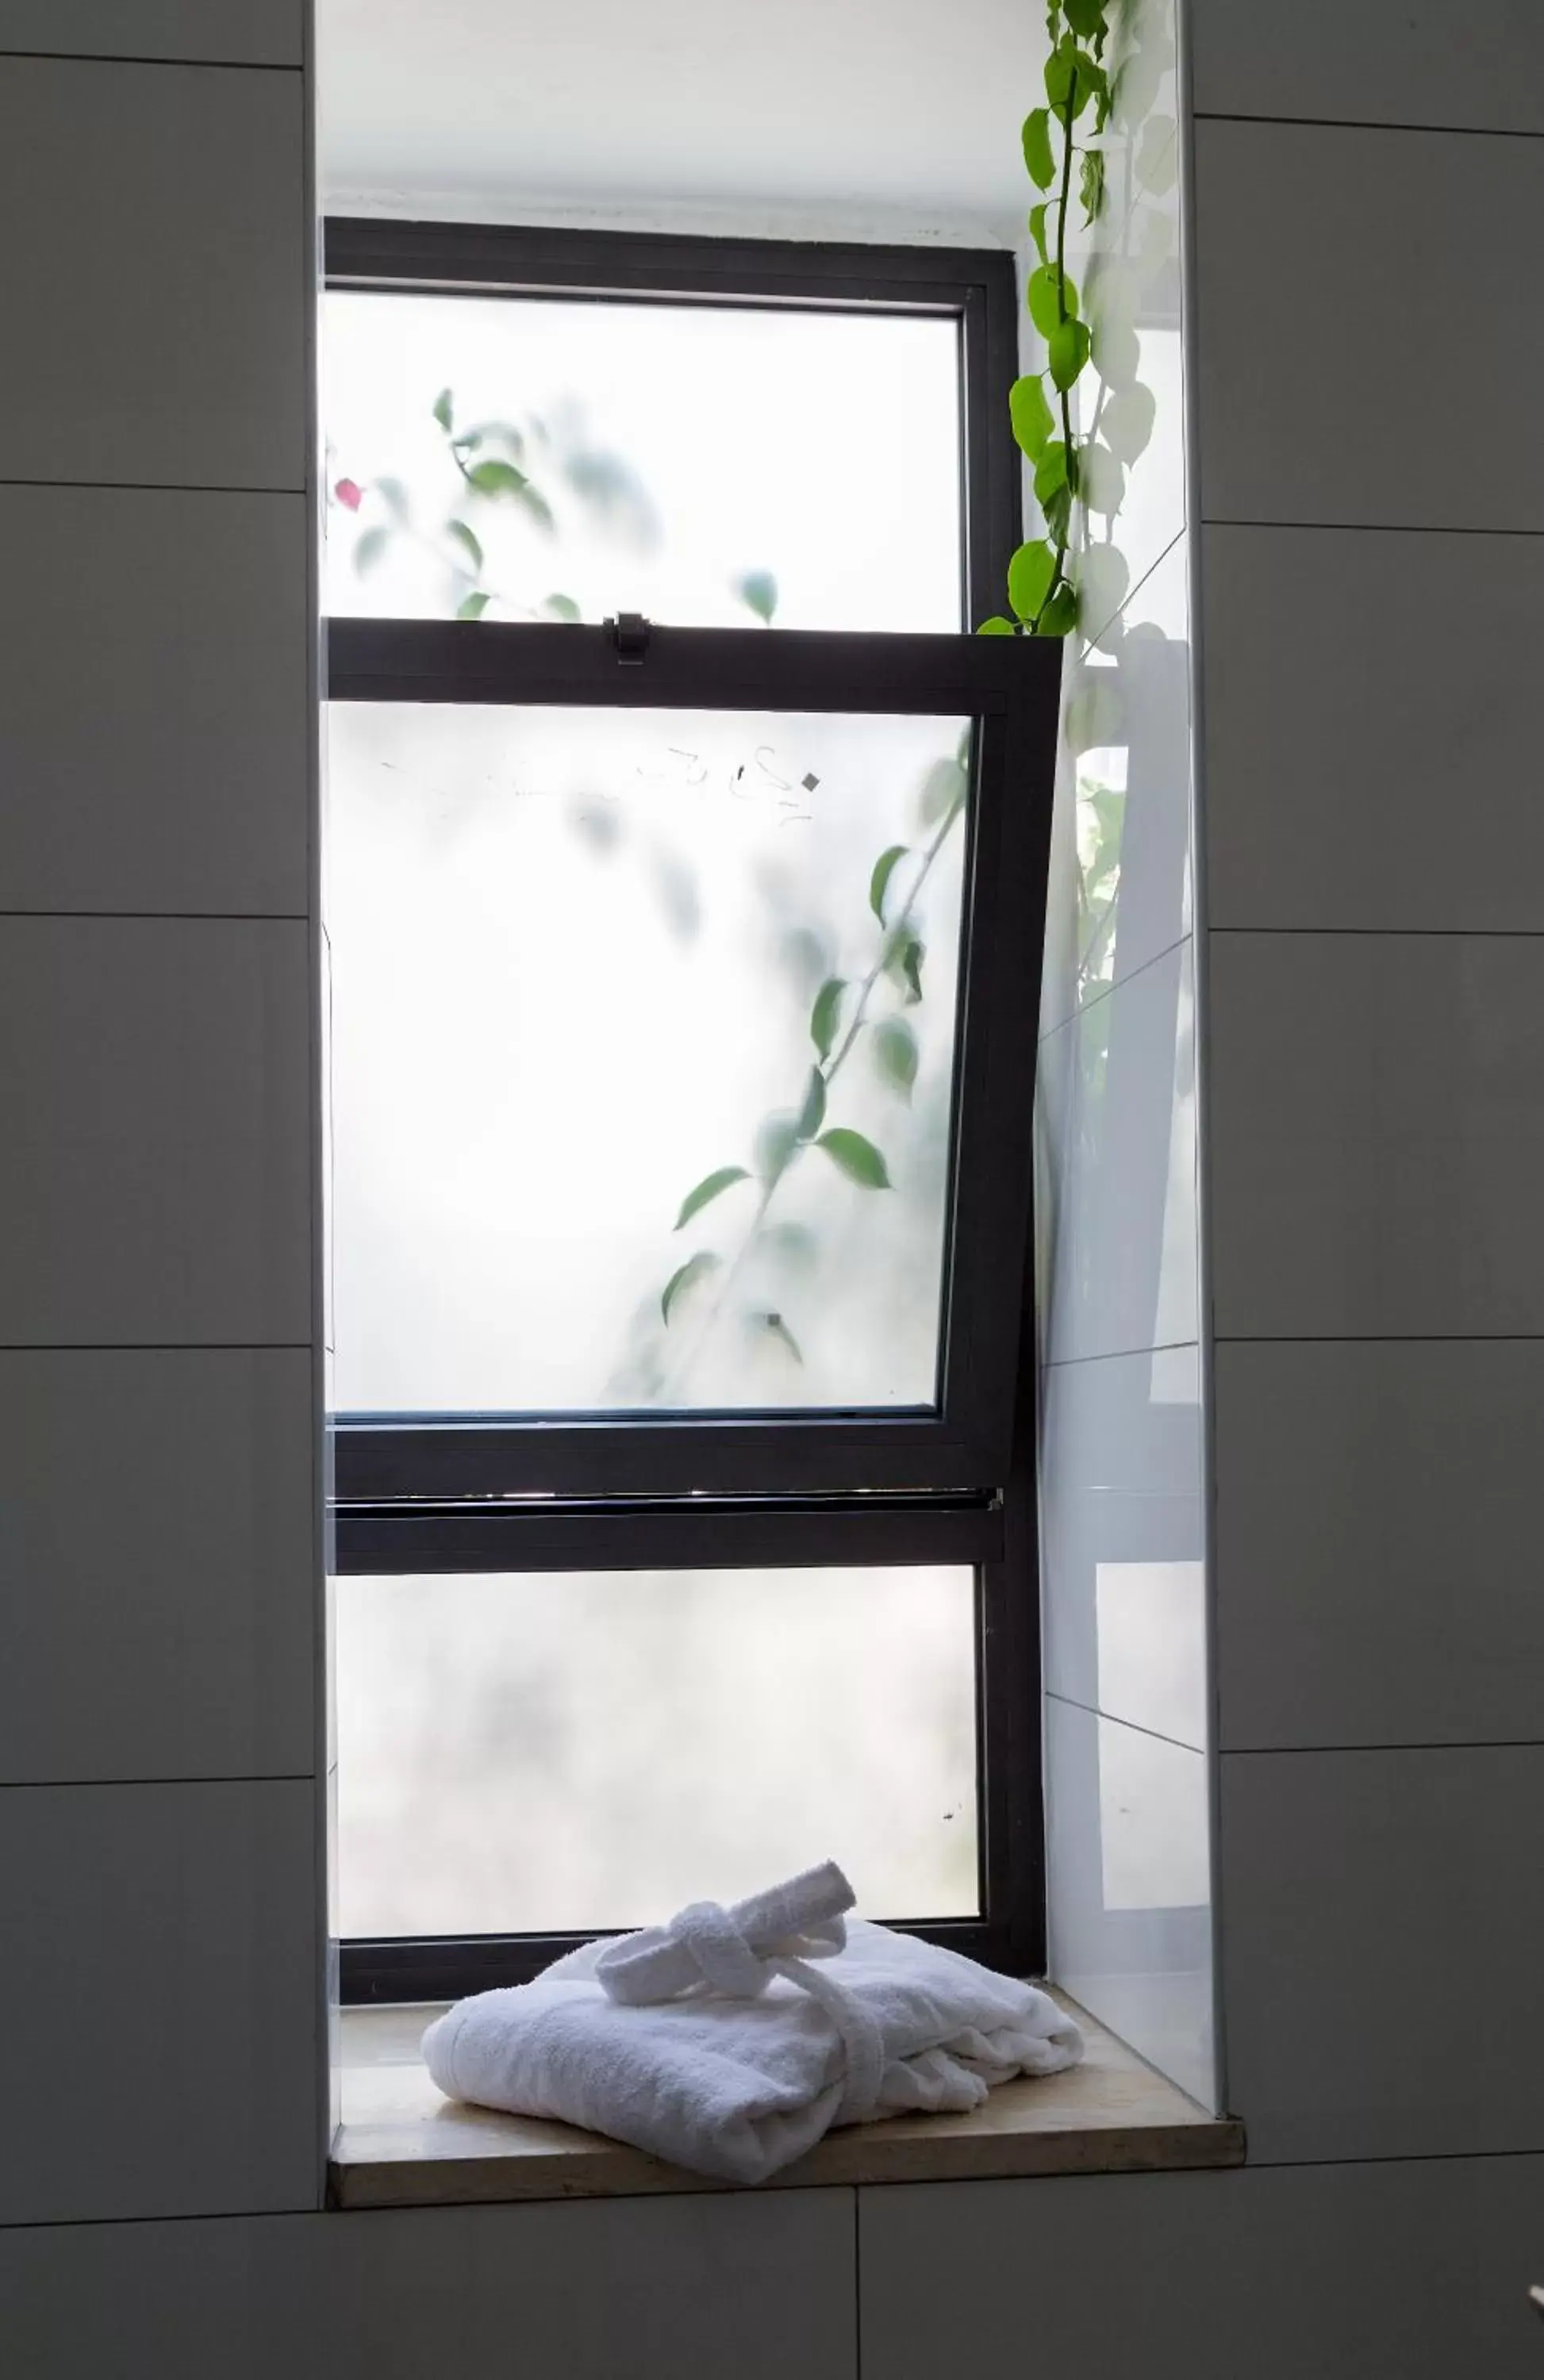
[{"xmin": 607, "ymin": 612, "xmax": 651, "ymax": 664}]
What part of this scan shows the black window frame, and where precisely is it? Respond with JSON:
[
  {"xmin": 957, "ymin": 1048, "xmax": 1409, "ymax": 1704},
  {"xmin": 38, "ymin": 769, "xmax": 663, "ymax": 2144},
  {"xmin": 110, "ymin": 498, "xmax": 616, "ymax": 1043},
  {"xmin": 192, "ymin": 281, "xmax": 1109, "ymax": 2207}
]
[{"xmin": 324, "ymin": 219, "xmax": 1058, "ymax": 2001}]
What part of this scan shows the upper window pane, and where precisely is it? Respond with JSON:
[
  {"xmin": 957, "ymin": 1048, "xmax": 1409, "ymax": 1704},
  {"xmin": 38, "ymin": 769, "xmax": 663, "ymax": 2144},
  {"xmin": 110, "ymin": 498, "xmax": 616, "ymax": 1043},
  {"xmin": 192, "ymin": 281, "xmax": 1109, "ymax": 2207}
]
[
  {"xmin": 328, "ymin": 697, "xmax": 971, "ymax": 1417},
  {"xmin": 324, "ymin": 290, "xmax": 964, "ymax": 631}
]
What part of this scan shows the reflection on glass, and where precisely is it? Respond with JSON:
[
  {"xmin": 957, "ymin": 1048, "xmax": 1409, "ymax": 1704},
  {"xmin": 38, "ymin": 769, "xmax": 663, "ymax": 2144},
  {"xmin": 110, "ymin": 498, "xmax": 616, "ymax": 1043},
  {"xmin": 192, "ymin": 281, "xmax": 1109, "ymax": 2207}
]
[
  {"xmin": 324, "ymin": 290, "xmax": 963, "ymax": 631},
  {"xmin": 328, "ymin": 701, "xmax": 970, "ymax": 1415},
  {"xmin": 336, "ymin": 1566, "xmax": 978, "ymax": 1937}
]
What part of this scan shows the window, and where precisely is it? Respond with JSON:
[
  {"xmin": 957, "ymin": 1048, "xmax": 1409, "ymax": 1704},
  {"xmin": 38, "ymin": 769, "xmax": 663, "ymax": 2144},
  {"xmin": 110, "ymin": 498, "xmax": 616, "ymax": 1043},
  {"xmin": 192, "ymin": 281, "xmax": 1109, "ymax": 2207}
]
[{"xmin": 325, "ymin": 221, "xmax": 1058, "ymax": 2001}]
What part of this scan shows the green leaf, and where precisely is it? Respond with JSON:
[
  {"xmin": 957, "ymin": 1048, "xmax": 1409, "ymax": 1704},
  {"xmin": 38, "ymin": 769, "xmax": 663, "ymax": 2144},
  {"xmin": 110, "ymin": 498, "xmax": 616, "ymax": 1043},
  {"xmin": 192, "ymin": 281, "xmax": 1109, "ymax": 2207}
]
[
  {"xmin": 762, "ymin": 1222, "xmax": 818, "ymax": 1270},
  {"xmin": 1008, "ymin": 373, "xmax": 1055, "ymax": 462},
  {"xmin": 1077, "ymin": 540, "xmax": 1130, "ymax": 631},
  {"xmin": 1070, "ymin": 51, "xmax": 1107, "ymax": 120},
  {"xmin": 1008, "ymin": 538, "xmax": 1057, "ymax": 623},
  {"xmin": 1048, "ymin": 317, "xmax": 1092, "ymax": 392},
  {"xmin": 816, "ymin": 1128, "xmax": 892, "ymax": 1189},
  {"xmin": 1100, "ymin": 382, "xmax": 1158, "ymax": 465},
  {"xmin": 459, "ymin": 418, "xmax": 526, "ymax": 457},
  {"xmin": 795, "ymin": 1068, "xmax": 828, "ymax": 1141},
  {"xmin": 516, "ymin": 482, "xmax": 556, "ymax": 533},
  {"xmin": 1091, "ymin": 315, "xmax": 1141, "ymax": 390},
  {"xmin": 1033, "ymin": 441, "xmax": 1071, "ymax": 506},
  {"xmin": 735, "ymin": 569, "xmax": 778, "ymax": 624},
  {"xmin": 352, "ymin": 524, "xmax": 390, "ymax": 577},
  {"xmin": 884, "ymin": 928, "xmax": 926, "ymax": 1004},
  {"xmin": 1036, "ymin": 581, "xmax": 1079, "ymax": 637},
  {"xmin": 674, "ymin": 1165, "xmax": 751, "ymax": 1230},
  {"xmin": 810, "ymin": 976, "xmax": 847, "ymax": 1061},
  {"xmin": 1066, "ymin": 674, "xmax": 1125, "ymax": 755},
  {"xmin": 541, "ymin": 592, "xmax": 582, "ymax": 621},
  {"xmin": 757, "ymin": 1311, "xmax": 805, "ymax": 1365},
  {"xmin": 468, "ymin": 459, "xmax": 529, "ymax": 496},
  {"xmin": 456, "ymin": 590, "xmax": 491, "ymax": 620},
  {"xmin": 918, "ymin": 755, "xmax": 966, "ymax": 827},
  {"xmin": 977, "ymin": 614, "xmax": 1018, "ymax": 636},
  {"xmin": 661, "ymin": 1249, "xmax": 720, "ymax": 1325},
  {"xmin": 1027, "ymin": 201, "xmax": 1050, "ymax": 266},
  {"xmin": 1078, "ymin": 148, "xmax": 1107, "ymax": 227},
  {"xmin": 374, "ymin": 476, "xmax": 410, "ymax": 523},
  {"xmin": 1022, "ymin": 106, "xmax": 1055, "ymax": 190},
  {"xmin": 444, "ymin": 519, "xmax": 483, "ymax": 572},
  {"xmin": 869, "ymin": 843, "xmax": 909, "ymax": 924},
  {"xmin": 1044, "ymin": 38, "xmax": 1077, "ymax": 108},
  {"xmin": 1027, "ymin": 263, "xmax": 1077, "ymax": 338},
  {"xmin": 432, "ymin": 386, "xmax": 455, "ymax": 433},
  {"xmin": 1081, "ymin": 440, "xmax": 1126, "ymax": 516},
  {"xmin": 755, "ymin": 1111, "xmax": 801, "ymax": 1184},
  {"xmin": 1042, "ymin": 479, "xmax": 1073, "ymax": 545},
  {"xmin": 873, "ymin": 1016, "xmax": 920, "ymax": 1101},
  {"xmin": 1137, "ymin": 116, "xmax": 1178, "ymax": 195},
  {"xmin": 1063, "ymin": 0, "xmax": 1105, "ymax": 36}
]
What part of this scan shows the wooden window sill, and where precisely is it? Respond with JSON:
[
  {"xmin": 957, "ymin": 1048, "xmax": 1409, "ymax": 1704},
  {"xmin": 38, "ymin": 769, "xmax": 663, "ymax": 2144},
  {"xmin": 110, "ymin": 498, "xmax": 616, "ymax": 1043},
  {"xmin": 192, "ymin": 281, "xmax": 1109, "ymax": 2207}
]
[{"xmin": 330, "ymin": 1990, "xmax": 1244, "ymax": 2209}]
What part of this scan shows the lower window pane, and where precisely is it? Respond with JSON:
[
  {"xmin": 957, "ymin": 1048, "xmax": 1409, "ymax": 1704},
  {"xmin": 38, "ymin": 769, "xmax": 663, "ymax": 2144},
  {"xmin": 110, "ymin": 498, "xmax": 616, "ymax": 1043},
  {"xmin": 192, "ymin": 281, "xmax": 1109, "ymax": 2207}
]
[{"xmin": 336, "ymin": 1565, "xmax": 977, "ymax": 1937}]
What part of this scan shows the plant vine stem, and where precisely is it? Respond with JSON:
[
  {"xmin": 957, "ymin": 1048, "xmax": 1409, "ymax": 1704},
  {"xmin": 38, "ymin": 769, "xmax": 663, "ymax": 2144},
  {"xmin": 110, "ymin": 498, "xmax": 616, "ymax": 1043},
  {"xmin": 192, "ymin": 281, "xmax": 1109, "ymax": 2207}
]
[
  {"xmin": 1030, "ymin": 79, "xmax": 1079, "ymax": 635},
  {"xmin": 658, "ymin": 790, "xmax": 966, "ymax": 1399}
]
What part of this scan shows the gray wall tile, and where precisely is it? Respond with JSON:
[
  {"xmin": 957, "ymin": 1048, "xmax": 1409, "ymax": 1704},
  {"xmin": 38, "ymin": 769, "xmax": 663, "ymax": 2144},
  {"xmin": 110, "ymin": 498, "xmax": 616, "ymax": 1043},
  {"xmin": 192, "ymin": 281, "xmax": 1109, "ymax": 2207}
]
[
  {"xmin": 0, "ymin": 3, "xmax": 302, "ymax": 64},
  {"xmin": 0, "ymin": 2190, "xmax": 857, "ymax": 2380},
  {"xmin": 858, "ymin": 2155, "xmax": 1544, "ymax": 2380},
  {"xmin": 1220, "ymin": 1745, "xmax": 1544, "ymax": 2159},
  {"xmin": 0, "ymin": 487, "xmax": 311, "ymax": 915},
  {"xmin": 1046, "ymin": 1695, "xmax": 1216, "ymax": 2109},
  {"xmin": 1190, "ymin": 0, "xmax": 1544, "ymax": 136},
  {"xmin": 0, "ymin": 57, "xmax": 305, "ymax": 489},
  {"xmin": 1044, "ymin": 936, "xmax": 1200, "ymax": 1363},
  {"xmin": 1041, "ymin": 1344, "xmax": 1207, "ymax": 1745},
  {"xmin": 0, "ymin": 1349, "xmax": 315, "ymax": 1782},
  {"xmin": 0, "ymin": 1779, "xmax": 319, "ymax": 2221},
  {"xmin": 1208, "ymin": 931, "xmax": 1544, "ymax": 1339},
  {"xmin": 1202, "ymin": 524, "xmax": 1544, "ymax": 933},
  {"xmin": 0, "ymin": 917, "xmax": 313, "ymax": 1345},
  {"xmin": 1194, "ymin": 120, "xmax": 1544, "ymax": 531},
  {"xmin": 1216, "ymin": 1338, "xmax": 1544, "ymax": 1751}
]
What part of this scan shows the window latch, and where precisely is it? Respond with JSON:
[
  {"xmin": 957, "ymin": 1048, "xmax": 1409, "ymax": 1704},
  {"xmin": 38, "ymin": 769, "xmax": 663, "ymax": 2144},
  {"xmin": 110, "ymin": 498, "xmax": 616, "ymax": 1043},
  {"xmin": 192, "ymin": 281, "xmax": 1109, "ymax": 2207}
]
[{"xmin": 607, "ymin": 612, "xmax": 651, "ymax": 665}]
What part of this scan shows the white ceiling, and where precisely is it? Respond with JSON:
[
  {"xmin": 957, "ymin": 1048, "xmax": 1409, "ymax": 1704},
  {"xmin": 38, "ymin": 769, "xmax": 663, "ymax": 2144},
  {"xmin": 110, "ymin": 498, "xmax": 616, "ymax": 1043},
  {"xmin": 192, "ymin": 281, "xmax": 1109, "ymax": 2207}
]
[{"xmin": 318, "ymin": 0, "xmax": 1047, "ymax": 245}]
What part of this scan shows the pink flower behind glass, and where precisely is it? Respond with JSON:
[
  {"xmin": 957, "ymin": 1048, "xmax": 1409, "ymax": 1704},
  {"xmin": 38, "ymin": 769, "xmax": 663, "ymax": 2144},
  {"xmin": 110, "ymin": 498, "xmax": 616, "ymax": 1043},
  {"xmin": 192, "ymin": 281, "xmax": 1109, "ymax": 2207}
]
[{"xmin": 334, "ymin": 477, "xmax": 363, "ymax": 512}]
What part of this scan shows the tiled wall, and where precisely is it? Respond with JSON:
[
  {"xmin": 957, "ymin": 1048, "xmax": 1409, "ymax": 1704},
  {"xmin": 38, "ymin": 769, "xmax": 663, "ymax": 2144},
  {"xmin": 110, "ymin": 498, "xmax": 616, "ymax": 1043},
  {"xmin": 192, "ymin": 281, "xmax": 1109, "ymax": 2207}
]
[
  {"xmin": 0, "ymin": 3, "xmax": 325, "ymax": 2230},
  {"xmin": 1189, "ymin": 5, "xmax": 1544, "ymax": 2175},
  {"xmin": 1032, "ymin": 0, "xmax": 1218, "ymax": 2110}
]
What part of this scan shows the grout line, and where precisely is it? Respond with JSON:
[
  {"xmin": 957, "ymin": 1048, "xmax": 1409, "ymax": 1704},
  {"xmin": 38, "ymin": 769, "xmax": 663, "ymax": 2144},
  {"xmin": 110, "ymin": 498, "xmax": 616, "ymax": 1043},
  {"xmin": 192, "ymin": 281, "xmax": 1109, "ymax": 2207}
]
[
  {"xmin": 1222, "ymin": 1740, "xmax": 1544, "ymax": 1757},
  {"xmin": 1208, "ymin": 925, "xmax": 1544, "ymax": 939},
  {"xmin": 0, "ymin": 51, "xmax": 299, "ymax": 73},
  {"xmin": 1213, "ymin": 1333, "xmax": 1544, "ymax": 1345},
  {"xmin": 853, "ymin": 2186, "xmax": 863, "ymax": 2378},
  {"xmin": 1201, "ymin": 515, "xmax": 1544, "ymax": 539},
  {"xmin": 1047, "ymin": 1691, "xmax": 1206, "ymax": 1760},
  {"xmin": 0, "ymin": 912, "xmax": 309, "ymax": 924},
  {"xmin": 0, "ymin": 478, "xmax": 305, "ymax": 497},
  {"xmin": 1237, "ymin": 2144, "xmax": 1544, "ymax": 2173},
  {"xmin": 1194, "ymin": 108, "xmax": 1544, "ymax": 143},
  {"xmin": 0, "ymin": 1344, "xmax": 314, "ymax": 1354},
  {"xmin": 1080, "ymin": 524, "xmax": 1186, "ymax": 651},
  {"xmin": 1039, "ymin": 930, "xmax": 1192, "ymax": 1046},
  {"xmin": 0, "ymin": 1775, "xmax": 317, "ymax": 1791},
  {"xmin": 1042, "ymin": 1339, "xmax": 1198, "ymax": 1372}
]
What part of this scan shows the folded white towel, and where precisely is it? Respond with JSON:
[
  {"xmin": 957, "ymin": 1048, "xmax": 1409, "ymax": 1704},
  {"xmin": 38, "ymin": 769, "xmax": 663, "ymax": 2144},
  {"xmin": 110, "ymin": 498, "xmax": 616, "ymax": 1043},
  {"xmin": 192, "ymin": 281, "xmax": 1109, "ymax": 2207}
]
[{"xmin": 421, "ymin": 1860, "xmax": 1084, "ymax": 2184}]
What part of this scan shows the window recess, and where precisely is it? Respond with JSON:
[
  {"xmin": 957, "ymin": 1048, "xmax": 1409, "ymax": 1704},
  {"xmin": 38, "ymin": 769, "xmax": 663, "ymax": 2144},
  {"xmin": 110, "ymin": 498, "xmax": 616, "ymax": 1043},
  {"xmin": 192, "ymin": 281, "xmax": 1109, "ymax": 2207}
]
[{"xmin": 324, "ymin": 222, "xmax": 1058, "ymax": 2001}]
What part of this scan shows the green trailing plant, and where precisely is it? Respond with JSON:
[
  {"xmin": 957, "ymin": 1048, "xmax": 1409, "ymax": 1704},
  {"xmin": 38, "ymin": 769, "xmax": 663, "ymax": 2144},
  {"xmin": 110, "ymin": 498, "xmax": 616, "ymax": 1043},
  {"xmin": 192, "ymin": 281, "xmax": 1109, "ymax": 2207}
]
[
  {"xmin": 656, "ymin": 739, "xmax": 969, "ymax": 1384},
  {"xmin": 981, "ymin": 0, "xmax": 1165, "ymax": 644}
]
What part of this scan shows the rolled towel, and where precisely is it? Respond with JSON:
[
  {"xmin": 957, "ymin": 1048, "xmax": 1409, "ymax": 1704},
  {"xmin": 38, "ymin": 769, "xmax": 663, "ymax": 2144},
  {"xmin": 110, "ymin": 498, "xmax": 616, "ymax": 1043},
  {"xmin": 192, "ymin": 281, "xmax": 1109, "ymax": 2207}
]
[{"xmin": 421, "ymin": 1861, "xmax": 1083, "ymax": 2185}]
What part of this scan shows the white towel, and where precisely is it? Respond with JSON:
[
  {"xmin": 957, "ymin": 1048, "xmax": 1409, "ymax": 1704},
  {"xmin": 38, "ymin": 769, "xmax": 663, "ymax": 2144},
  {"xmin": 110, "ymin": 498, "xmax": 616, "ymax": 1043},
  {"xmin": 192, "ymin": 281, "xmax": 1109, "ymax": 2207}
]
[{"xmin": 421, "ymin": 1860, "xmax": 1084, "ymax": 2184}]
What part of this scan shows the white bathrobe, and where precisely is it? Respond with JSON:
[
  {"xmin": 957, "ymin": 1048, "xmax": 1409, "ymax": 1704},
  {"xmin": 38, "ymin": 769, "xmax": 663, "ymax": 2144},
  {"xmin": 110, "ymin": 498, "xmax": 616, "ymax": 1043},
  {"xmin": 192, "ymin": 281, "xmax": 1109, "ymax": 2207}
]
[{"xmin": 421, "ymin": 1862, "xmax": 1083, "ymax": 2185}]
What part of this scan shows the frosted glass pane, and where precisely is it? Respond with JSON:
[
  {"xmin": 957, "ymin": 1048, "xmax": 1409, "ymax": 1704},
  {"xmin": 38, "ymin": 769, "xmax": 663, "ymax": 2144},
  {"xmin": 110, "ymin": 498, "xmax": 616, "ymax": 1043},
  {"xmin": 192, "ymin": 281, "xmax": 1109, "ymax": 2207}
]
[
  {"xmin": 324, "ymin": 289, "xmax": 962, "ymax": 631},
  {"xmin": 336, "ymin": 1566, "xmax": 978, "ymax": 1936},
  {"xmin": 328, "ymin": 701, "xmax": 970, "ymax": 1415}
]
